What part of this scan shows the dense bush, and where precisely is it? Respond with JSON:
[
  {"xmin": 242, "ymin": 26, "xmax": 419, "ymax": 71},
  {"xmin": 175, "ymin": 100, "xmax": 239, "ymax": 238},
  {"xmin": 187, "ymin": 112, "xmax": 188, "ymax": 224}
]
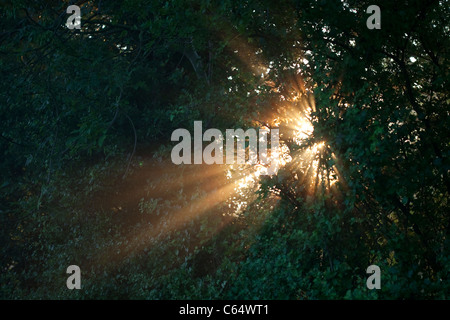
[{"xmin": 1, "ymin": 0, "xmax": 448, "ymax": 299}]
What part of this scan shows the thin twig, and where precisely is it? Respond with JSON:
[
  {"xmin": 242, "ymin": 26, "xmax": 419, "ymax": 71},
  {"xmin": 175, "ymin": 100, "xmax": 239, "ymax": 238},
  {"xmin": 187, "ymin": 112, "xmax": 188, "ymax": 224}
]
[{"xmin": 122, "ymin": 113, "xmax": 137, "ymax": 179}]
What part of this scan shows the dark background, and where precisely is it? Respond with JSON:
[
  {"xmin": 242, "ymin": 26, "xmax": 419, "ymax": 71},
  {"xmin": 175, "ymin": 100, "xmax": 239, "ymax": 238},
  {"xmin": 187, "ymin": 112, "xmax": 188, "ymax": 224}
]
[{"xmin": 0, "ymin": 0, "xmax": 448, "ymax": 299}]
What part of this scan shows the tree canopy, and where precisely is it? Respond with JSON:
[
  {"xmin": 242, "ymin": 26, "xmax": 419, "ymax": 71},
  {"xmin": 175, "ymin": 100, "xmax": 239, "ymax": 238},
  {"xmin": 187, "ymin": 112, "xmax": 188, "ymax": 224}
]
[{"xmin": 1, "ymin": 0, "xmax": 449, "ymax": 299}]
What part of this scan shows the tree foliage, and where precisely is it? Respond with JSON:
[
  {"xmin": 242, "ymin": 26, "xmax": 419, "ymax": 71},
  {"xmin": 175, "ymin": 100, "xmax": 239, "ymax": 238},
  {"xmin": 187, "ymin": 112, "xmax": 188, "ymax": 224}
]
[{"xmin": 1, "ymin": 0, "xmax": 448, "ymax": 299}]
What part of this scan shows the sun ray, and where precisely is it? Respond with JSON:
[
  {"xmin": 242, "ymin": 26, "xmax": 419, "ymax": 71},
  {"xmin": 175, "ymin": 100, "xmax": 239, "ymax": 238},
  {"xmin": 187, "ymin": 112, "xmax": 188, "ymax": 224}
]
[{"xmin": 92, "ymin": 56, "xmax": 342, "ymax": 268}]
